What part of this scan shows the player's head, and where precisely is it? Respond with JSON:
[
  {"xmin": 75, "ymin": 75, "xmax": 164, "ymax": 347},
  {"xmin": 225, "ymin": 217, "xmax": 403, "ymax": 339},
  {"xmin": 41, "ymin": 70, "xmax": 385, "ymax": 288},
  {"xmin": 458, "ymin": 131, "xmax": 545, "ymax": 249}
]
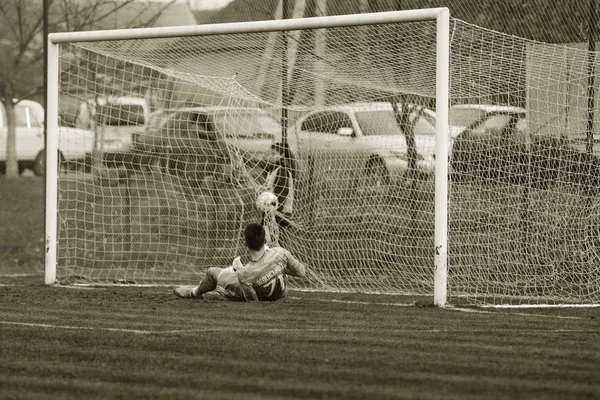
[{"xmin": 244, "ymin": 223, "xmax": 266, "ymax": 251}]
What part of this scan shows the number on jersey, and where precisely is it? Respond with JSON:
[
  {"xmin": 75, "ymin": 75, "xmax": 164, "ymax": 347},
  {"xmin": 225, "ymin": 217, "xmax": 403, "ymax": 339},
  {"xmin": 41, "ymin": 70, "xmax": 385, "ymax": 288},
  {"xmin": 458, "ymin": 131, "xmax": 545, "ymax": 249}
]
[{"xmin": 264, "ymin": 274, "xmax": 285, "ymax": 297}]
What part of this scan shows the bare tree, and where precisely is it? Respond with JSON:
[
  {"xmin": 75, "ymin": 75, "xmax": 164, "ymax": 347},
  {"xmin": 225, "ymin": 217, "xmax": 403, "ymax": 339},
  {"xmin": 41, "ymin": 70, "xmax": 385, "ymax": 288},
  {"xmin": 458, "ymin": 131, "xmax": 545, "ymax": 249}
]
[{"xmin": 0, "ymin": 0, "xmax": 172, "ymax": 178}]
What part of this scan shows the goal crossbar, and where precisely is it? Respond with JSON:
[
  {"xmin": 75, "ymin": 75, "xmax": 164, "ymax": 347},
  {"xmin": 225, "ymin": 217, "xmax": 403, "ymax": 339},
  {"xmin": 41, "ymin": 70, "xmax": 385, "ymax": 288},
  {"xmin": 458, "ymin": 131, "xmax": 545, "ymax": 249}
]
[{"xmin": 47, "ymin": 8, "xmax": 449, "ymax": 43}]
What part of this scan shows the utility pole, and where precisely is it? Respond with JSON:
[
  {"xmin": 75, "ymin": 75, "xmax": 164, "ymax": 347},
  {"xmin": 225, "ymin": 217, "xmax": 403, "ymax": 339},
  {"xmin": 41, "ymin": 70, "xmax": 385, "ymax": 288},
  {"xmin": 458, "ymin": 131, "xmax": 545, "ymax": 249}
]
[
  {"xmin": 314, "ymin": 0, "xmax": 327, "ymax": 106},
  {"xmin": 586, "ymin": 0, "xmax": 597, "ymax": 154},
  {"xmin": 281, "ymin": 0, "xmax": 290, "ymax": 145}
]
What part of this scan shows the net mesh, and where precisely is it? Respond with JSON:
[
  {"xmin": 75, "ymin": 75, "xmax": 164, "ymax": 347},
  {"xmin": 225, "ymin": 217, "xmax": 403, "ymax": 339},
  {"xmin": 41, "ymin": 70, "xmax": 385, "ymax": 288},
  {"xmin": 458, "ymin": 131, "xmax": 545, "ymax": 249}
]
[{"xmin": 54, "ymin": 16, "xmax": 600, "ymax": 304}]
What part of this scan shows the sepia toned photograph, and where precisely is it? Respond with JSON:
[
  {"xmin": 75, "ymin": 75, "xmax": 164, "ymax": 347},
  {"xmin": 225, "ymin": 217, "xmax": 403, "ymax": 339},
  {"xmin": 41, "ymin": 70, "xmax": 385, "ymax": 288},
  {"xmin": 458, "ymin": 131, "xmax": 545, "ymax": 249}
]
[{"xmin": 1, "ymin": 1, "xmax": 599, "ymax": 398}]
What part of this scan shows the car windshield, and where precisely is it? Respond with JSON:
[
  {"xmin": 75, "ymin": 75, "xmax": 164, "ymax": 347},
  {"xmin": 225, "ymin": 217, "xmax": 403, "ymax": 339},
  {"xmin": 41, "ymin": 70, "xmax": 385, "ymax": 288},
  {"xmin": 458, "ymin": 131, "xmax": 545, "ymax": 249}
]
[
  {"xmin": 213, "ymin": 111, "xmax": 281, "ymax": 138},
  {"xmin": 96, "ymin": 104, "xmax": 146, "ymax": 126},
  {"xmin": 412, "ymin": 112, "xmax": 436, "ymax": 135},
  {"xmin": 354, "ymin": 110, "xmax": 404, "ymax": 136},
  {"xmin": 449, "ymin": 108, "xmax": 487, "ymax": 128},
  {"xmin": 471, "ymin": 114, "xmax": 513, "ymax": 135}
]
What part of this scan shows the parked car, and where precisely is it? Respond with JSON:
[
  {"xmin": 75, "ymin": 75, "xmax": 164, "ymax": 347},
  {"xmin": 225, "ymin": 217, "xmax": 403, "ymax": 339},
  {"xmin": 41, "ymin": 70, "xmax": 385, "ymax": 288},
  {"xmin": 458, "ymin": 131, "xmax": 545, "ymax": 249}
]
[
  {"xmin": 449, "ymin": 104, "xmax": 528, "ymax": 182},
  {"xmin": 0, "ymin": 100, "xmax": 94, "ymax": 176},
  {"xmin": 75, "ymin": 96, "xmax": 150, "ymax": 168},
  {"xmin": 291, "ymin": 102, "xmax": 441, "ymax": 186},
  {"xmin": 133, "ymin": 106, "xmax": 279, "ymax": 180}
]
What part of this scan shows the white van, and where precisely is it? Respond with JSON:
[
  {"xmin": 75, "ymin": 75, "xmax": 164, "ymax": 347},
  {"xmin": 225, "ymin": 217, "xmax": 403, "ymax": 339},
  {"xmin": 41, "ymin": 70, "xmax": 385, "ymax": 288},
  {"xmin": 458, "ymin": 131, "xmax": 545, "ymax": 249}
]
[
  {"xmin": 0, "ymin": 100, "xmax": 94, "ymax": 176},
  {"xmin": 76, "ymin": 96, "xmax": 150, "ymax": 167}
]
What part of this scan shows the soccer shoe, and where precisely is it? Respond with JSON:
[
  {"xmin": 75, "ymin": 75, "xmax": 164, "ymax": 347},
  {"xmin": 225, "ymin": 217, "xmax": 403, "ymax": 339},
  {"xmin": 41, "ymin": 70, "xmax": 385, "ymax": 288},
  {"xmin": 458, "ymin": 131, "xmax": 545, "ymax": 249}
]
[{"xmin": 173, "ymin": 286, "xmax": 198, "ymax": 299}]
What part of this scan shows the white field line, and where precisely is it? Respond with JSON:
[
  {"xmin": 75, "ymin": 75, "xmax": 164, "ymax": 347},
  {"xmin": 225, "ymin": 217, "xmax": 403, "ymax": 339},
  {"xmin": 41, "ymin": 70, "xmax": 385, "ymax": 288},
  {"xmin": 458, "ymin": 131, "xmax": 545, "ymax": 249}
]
[
  {"xmin": 290, "ymin": 297, "xmax": 595, "ymax": 320},
  {"xmin": 480, "ymin": 304, "xmax": 600, "ymax": 309},
  {"xmin": 287, "ymin": 296, "xmax": 416, "ymax": 307},
  {"xmin": 446, "ymin": 306, "xmax": 591, "ymax": 320},
  {"xmin": 289, "ymin": 297, "xmax": 595, "ymax": 321},
  {"xmin": 0, "ymin": 320, "xmax": 596, "ymax": 335},
  {"xmin": 0, "ymin": 320, "xmax": 344, "ymax": 334}
]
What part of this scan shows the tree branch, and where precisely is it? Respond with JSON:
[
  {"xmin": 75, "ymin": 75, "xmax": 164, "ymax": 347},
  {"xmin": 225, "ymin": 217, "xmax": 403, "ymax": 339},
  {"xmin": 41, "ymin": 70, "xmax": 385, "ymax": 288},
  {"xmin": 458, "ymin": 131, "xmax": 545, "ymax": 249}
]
[
  {"xmin": 0, "ymin": 1, "xmax": 20, "ymax": 40},
  {"xmin": 128, "ymin": 0, "xmax": 176, "ymax": 29},
  {"xmin": 76, "ymin": 0, "xmax": 137, "ymax": 30},
  {"xmin": 12, "ymin": 83, "xmax": 45, "ymax": 103}
]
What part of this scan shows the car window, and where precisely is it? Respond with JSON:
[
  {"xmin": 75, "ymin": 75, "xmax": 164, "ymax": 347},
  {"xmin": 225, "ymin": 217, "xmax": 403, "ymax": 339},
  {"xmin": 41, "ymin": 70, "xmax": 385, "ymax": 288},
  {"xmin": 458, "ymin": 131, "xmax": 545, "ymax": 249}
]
[
  {"xmin": 471, "ymin": 114, "xmax": 512, "ymax": 136},
  {"xmin": 96, "ymin": 104, "xmax": 146, "ymax": 126},
  {"xmin": 301, "ymin": 112, "xmax": 352, "ymax": 134},
  {"xmin": 412, "ymin": 114, "xmax": 436, "ymax": 136},
  {"xmin": 165, "ymin": 111, "xmax": 213, "ymax": 136},
  {"xmin": 449, "ymin": 108, "xmax": 487, "ymax": 128},
  {"xmin": 300, "ymin": 113, "xmax": 322, "ymax": 132},
  {"xmin": 14, "ymin": 106, "xmax": 29, "ymax": 128},
  {"xmin": 28, "ymin": 107, "xmax": 43, "ymax": 128},
  {"xmin": 354, "ymin": 110, "xmax": 404, "ymax": 136},
  {"xmin": 320, "ymin": 112, "xmax": 353, "ymax": 135},
  {"xmin": 213, "ymin": 111, "xmax": 281, "ymax": 138}
]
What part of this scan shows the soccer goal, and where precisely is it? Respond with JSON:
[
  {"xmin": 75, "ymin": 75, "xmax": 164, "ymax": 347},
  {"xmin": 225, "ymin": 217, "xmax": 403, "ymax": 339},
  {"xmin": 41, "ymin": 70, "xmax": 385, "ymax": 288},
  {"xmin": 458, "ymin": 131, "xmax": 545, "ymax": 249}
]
[{"xmin": 46, "ymin": 7, "xmax": 600, "ymax": 306}]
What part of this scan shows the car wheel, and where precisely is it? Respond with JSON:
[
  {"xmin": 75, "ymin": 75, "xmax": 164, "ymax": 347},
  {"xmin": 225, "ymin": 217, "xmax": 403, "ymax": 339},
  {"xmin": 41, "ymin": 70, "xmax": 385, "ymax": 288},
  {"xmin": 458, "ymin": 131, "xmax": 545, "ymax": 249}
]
[
  {"xmin": 33, "ymin": 151, "xmax": 45, "ymax": 176},
  {"xmin": 365, "ymin": 157, "xmax": 390, "ymax": 187},
  {"xmin": 33, "ymin": 150, "xmax": 64, "ymax": 177}
]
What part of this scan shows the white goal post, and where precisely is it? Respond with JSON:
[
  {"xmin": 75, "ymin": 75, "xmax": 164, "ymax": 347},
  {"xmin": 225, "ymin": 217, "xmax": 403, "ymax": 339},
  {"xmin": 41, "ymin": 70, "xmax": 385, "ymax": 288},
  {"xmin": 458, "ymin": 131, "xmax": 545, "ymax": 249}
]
[{"xmin": 45, "ymin": 8, "xmax": 450, "ymax": 304}]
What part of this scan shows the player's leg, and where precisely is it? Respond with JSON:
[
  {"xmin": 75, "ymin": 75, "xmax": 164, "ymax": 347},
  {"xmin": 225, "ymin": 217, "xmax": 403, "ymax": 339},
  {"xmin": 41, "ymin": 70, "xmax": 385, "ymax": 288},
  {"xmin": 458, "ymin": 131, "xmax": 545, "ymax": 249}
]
[
  {"xmin": 215, "ymin": 269, "xmax": 245, "ymax": 301},
  {"xmin": 173, "ymin": 267, "xmax": 224, "ymax": 298}
]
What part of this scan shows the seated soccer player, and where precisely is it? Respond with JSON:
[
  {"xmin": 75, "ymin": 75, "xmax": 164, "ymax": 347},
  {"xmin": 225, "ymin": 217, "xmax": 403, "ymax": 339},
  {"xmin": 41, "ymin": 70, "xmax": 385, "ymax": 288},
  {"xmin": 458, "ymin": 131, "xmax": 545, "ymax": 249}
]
[{"xmin": 173, "ymin": 223, "xmax": 306, "ymax": 301}]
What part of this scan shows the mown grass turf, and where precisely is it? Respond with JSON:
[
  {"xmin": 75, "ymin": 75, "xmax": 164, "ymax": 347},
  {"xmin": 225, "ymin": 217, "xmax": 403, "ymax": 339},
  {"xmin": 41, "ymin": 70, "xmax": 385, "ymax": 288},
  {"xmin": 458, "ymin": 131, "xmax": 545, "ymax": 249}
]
[
  {"xmin": 0, "ymin": 176, "xmax": 45, "ymax": 276},
  {"xmin": 0, "ymin": 281, "xmax": 598, "ymax": 400}
]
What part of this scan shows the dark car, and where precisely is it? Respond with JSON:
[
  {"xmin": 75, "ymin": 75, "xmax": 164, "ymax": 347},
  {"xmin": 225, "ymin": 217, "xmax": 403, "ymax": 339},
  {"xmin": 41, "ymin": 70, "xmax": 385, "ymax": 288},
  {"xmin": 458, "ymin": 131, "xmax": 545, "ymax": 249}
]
[
  {"xmin": 449, "ymin": 105, "xmax": 528, "ymax": 182},
  {"xmin": 133, "ymin": 106, "xmax": 279, "ymax": 182}
]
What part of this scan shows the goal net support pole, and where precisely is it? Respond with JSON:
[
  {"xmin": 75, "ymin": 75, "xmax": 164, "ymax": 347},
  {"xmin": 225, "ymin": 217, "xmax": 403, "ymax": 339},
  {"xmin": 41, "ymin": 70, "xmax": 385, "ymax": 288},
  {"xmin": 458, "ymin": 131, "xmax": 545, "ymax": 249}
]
[{"xmin": 45, "ymin": 8, "xmax": 451, "ymax": 305}]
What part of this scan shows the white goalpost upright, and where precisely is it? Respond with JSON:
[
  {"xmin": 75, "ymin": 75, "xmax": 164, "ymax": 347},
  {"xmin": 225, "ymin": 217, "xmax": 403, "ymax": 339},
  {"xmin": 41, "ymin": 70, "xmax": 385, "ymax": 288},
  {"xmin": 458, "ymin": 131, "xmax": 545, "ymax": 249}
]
[{"xmin": 433, "ymin": 8, "xmax": 450, "ymax": 306}]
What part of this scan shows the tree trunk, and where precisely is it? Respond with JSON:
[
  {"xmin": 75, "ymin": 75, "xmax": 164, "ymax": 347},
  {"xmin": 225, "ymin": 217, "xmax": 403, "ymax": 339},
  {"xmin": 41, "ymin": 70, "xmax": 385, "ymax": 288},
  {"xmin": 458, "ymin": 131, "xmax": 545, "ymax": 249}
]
[
  {"xmin": 390, "ymin": 96, "xmax": 419, "ymax": 176},
  {"xmin": 3, "ymin": 99, "xmax": 20, "ymax": 178}
]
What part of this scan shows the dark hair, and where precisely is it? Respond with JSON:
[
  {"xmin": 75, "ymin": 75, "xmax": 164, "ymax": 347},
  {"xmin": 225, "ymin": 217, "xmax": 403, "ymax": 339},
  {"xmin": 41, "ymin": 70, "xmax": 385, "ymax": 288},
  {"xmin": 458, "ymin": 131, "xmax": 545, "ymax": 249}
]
[
  {"xmin": 244, "ymin": 223, "xmax": 266, "ymax": 251},
  {"xmin": 270, "ymin": 141, "xmax": 297, "ymax": 180}
]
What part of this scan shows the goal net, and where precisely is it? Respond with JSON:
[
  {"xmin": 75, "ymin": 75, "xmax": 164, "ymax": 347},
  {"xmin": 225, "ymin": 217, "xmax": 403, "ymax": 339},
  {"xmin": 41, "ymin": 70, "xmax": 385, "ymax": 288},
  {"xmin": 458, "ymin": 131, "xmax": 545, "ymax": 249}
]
[{"xmin": 49, "ymin": 10, "xmax": 600, "ymax": 305}]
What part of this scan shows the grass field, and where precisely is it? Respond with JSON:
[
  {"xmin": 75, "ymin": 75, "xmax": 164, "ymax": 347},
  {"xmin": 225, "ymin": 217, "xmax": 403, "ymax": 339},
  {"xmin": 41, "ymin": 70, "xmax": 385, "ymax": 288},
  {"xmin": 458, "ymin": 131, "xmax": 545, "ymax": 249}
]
[
  {"xmin": 1, "ymin": 175, "xmax": 600, "ymax": 399},
  {"xmin": 0, "ymin": 276, "xmax": 599, "ymax": 399},
  {"xmin": 0, "ymin": 175, "xmax": 45, "ymax": 276}
]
